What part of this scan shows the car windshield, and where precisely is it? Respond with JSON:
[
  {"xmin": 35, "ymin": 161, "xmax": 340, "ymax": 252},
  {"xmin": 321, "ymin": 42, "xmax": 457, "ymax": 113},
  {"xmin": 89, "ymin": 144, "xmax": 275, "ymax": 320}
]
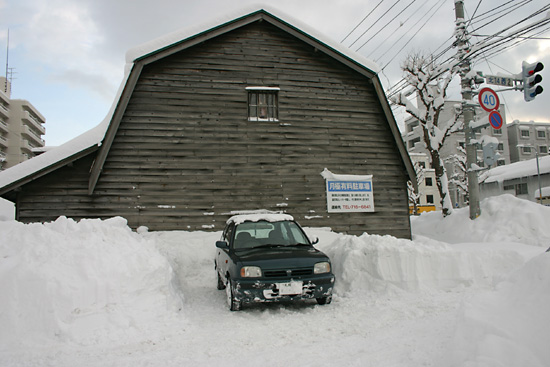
[{"xmin": 233, "ymin": 220, "xmax": 310, "ymax": 250}]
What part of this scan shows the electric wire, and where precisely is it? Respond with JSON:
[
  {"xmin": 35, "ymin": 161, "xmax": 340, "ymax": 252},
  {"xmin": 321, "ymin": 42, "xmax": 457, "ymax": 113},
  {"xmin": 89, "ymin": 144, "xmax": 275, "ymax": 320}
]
[
  {"xmin": 341, "ymin": 0, "xmax": 385, "ymax": 44},
  {"xmin": 348, "ymin": 0, "xmax": 403, "ymax": 48},
  {"xmin": 355, "ymin": 0, "xmax": 418, "ymax": 52}
]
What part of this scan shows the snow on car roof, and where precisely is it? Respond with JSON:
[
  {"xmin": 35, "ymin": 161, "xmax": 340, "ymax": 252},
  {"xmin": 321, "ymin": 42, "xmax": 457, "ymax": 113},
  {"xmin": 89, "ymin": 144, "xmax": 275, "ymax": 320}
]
[{"xmin": 227, "ymin": 213, "xmax": 294, "ymax": 225}]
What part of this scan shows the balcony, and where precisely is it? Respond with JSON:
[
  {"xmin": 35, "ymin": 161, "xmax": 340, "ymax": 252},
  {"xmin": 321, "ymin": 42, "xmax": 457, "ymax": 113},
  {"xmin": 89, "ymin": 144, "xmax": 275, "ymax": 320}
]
[
  {"xmin": 22, "ymin": 110, "xmax": 46, "ymax": 135},
  {"xmin": 0, "ymin": 135, "xmax": 8, "ymax": 148},
  {"xmin": 22, "ymin": 125, "xmax": 45, "ymax": 146},
  {"xmin": 0, "ymin": 103, "xmax": 8, "ymax": 119},
  {"xmin": 0, "ymin": 119, "xmax": 8, "ymax": 134},
  {"xmin": 21, "ymin": 138, "xmax": 34, "ymax": 153}
]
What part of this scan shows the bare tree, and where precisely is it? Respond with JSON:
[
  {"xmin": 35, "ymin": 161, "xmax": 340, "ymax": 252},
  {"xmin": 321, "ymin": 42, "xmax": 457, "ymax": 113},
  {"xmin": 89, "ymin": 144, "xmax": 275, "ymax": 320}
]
[
  {"xmin": 392, "ymin": 53, "xmax": 462, "ymax": 217},
  {"xmin": 445, "ymin": 145, "xmax": 468, "ymax": 206},
  {"xmin": 408, "ymin": 160, "xmax": 425, "ymax": 216}
]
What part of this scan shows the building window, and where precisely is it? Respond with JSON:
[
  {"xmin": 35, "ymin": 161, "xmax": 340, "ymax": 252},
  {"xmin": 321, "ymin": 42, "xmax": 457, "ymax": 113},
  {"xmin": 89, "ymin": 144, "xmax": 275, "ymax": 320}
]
[
  {"xmin": 515, "ymin": 183, "xmax": 528, "ymax": 195},
  {"xmin": 537, "ymin": 130, "xmax": 546, "ymax": 139},
  {"xmin": 426, "ymin": 195, "xmax": 434, "ymax": 204},
  {"xmin": 521, "ymin": 146, "xmax": 531, "ymax": 154},
  {"xmin": 409, "ymin": 137, "xmax": 421, "ymax": 149},
  {"xmin": 247, "ymin": 87, "xmax": 279, "ymax": 121},
  {"xmin": 425, "ymin": 177, "xmax": 433, "ymax": 186},
  {"xmin": 540, "ymin": 146, "xmax": 548, "ymax": 154},
  {"xmin": 493, "ymin": 128, "xmax": 502, "ymax": 135},
  {"xmin": 497, "ymin": 159, "xmax": 506, "ymax": 166},
  {"xmin": 497, "ymin": 143, "xmax": 504, "ymax": 151},
  {"xmin": 520, "ymin": 129, "xmax": 530, "ymax": 138}
]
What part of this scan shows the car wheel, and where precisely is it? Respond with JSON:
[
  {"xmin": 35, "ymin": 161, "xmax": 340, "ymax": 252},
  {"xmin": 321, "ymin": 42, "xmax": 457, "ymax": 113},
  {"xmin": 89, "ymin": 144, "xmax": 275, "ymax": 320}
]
[
  {"xmin": 316, "ymin": 296, "xmax": 332, "ymax": 305},
  {"xmin": 216, "ymin": 271, "xmax": 226, "ymax": 290},
  {"xmin": 225, "ymin": 278, "xmax": 242, "ymax": 311}
]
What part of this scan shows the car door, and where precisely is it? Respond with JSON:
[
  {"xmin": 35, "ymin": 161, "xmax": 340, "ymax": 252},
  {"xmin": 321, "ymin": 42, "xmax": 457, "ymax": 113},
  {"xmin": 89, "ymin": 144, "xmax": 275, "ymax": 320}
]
[{"xmin": 216, "ymin": 223, "xmax": 234, "ymax": 281}]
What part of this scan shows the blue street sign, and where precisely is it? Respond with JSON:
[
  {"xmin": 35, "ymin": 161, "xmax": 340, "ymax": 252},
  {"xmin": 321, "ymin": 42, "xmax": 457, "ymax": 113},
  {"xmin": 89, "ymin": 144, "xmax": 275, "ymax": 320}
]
[{"xmin": 488, "ymin": 111, "xmax": 503, "ymax": 130}]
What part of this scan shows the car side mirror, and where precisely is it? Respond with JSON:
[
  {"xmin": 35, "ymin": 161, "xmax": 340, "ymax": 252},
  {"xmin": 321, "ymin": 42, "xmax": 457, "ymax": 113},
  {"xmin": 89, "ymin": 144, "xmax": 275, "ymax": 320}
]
[
  {"xmin": 310, "ymin": 236, "xmax": 319, "ymax": 245},
  {"xmin": 216, "ymin": 241, "xmax": 229, "ymax": 249}
]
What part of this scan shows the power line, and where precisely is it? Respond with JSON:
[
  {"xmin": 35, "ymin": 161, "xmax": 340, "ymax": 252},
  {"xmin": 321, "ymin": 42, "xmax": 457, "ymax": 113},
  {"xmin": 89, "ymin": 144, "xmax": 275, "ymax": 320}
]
[
  {"xmin": 340, "ymin": 0, "xmax": 385, "ymax": 44},
  {"xmin": 355, "ymin": 0, "xmax": 418, "ymax": 52},
  {"xmin": 348, "ymin": 0, "xmax": 403, "ymax": 49}
]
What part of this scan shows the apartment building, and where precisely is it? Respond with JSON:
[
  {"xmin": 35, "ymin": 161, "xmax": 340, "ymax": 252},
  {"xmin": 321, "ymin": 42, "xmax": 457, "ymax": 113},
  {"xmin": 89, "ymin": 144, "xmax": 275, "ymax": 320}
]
[
  {"xmin": 408, "ymin": 152, "xmax": 441, "ymax": 213},
  {"xmin": 0, "ymin": 77, "xmax": 46, "ymax": 170},
  {"xmin": 402, "ymin": 100, "xmax": 510, "ymax": 208},
  {"xmin": 507, "ymin": 120, "xmax": 550, "ymax": 163}
]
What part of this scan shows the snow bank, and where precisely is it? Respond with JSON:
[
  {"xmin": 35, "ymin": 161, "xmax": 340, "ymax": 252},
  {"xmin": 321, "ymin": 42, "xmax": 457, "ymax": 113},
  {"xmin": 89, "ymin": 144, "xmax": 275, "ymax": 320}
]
[
  {"xmin": 448, "ymin": 252, "xmax": 550, "ymax": 367},
  {"xmin": 0, "ymin": 217, "xmax": 182, "ymax": 348},
  {"xmin": 316, "ymin": 232, "xmax": 534, "ymax": 297},
  {"xmin": 412, "ymin": 194, "xmax": 550, "ymax": 247}
]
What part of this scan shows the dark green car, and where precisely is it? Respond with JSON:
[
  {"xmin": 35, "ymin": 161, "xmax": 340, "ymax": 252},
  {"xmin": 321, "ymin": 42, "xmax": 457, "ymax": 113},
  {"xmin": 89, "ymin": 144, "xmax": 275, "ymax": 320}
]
[{"xmin": 215, "ymin": 213, "xmax": 335, "ymax": 311}]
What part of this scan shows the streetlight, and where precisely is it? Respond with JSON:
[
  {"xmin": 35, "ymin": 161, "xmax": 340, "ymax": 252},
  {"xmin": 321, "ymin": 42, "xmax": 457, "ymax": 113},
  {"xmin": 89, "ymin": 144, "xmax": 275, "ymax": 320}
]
[{"xmin": 517, "ymin": 144, "xmax": 542, "ymax": 204}]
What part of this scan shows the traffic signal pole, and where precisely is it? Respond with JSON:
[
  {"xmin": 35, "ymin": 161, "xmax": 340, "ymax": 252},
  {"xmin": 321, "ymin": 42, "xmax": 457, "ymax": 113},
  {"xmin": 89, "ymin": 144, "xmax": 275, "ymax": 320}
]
[{"xmin": 455, "ymin": 0, "xmax": 481, "ymax": 219}]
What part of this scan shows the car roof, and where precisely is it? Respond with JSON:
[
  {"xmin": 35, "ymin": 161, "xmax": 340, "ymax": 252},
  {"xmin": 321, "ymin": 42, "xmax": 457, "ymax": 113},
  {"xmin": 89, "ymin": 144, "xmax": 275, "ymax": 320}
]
[{"xmin": 227, "ymin": 213, "xmax": 294, "ymax": 226}]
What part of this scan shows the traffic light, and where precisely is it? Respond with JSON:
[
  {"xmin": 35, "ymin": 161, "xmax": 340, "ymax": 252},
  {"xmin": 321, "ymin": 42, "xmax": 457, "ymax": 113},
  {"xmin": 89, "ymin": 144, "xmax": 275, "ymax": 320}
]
[{"xmin": 522, "ymin": 61, "xmax": 544, "ymax": 102}]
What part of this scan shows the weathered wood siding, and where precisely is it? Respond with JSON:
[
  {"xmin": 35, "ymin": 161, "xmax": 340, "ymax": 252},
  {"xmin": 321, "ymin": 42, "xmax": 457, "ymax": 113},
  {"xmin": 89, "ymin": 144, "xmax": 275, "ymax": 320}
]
[{"xmin": 15, "ymin": 21, "xmax": 411, "ymax": 237}]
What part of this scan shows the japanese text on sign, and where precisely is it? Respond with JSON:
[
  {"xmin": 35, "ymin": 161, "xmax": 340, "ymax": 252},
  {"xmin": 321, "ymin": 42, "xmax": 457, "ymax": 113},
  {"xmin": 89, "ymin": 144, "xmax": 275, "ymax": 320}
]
[
  {"xmin": 485, "ymin": 75, "xmax": 514, "ymax": 87},
  {"xmin": 326, "ymin": 179, "xmax": 374, "ymax": 213}
]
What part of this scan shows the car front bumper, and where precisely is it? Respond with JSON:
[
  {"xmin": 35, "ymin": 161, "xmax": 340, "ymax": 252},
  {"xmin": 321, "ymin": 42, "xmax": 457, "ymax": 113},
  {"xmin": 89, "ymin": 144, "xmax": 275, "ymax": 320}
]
[{"xmin": 233, "ymin": 274, "xmax": 335, "ymax": 303}]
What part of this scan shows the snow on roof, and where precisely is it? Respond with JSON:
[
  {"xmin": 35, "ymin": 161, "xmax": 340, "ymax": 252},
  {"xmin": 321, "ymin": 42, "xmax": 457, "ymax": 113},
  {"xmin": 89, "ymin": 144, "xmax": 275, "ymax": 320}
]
[
  {"xmin": 126, "ymin": 5, "xmax": 381, "ymax": 74},
  {"xmin": 0, "ymin": 6, "xmax": 381, "ymax": 195},
  {"xmin": 228, "ymin": 212, "xmax": 294, "ymax": 225},
  {"xmin": 481, "ymin": 155, "xmax": 550, "ymax": 184},
  {"xmin": 320, "ymin": 168, "xmax": 373, "ymax": 181},
  {"xmin": 534, "ymin": 186, "xmax": 550, "ymax": 199},
  {"xmin": 0, "ymin": 64, "xmax": 133, "ymax": 193}
]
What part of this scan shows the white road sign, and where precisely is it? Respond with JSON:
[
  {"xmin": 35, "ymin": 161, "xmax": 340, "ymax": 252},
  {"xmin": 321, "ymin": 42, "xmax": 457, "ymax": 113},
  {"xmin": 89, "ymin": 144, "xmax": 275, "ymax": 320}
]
[{"xmin": 478, "ymin": 87, "xmax": 500, "ymax": 112}]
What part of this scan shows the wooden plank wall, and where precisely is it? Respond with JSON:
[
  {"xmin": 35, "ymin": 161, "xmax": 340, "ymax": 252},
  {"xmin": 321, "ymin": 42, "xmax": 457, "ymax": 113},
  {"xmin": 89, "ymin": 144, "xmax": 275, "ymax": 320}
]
[{"xmin": 16, "ymin": 21, "xmax": 411, "ymax": 238}]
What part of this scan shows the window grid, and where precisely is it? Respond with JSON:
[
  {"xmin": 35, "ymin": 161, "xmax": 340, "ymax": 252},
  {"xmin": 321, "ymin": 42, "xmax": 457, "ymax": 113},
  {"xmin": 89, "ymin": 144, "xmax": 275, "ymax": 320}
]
[{"xmin": 248, "ymin": 90, "xmax": 279, "ymax": 121}]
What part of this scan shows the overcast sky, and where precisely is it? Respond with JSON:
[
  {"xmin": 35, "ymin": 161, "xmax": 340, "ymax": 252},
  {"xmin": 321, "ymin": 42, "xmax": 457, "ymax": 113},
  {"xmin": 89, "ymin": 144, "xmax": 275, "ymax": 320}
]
[{"xmin": 1, "ymin": 0, "xmax": 549, "ymax": 146}]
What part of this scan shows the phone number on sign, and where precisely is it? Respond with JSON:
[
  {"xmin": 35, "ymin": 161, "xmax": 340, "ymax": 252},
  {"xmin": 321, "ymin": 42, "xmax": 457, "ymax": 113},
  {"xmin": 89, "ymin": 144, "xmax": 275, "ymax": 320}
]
[{"xmin": 342, "ymin": 204, "xmax": 371, "ymax": 210}]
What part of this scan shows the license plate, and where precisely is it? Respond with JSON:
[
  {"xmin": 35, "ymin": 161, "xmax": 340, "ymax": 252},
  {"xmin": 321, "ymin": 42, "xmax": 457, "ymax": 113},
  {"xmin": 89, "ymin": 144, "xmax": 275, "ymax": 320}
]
[{"xmin": 277, "ymin": 281, "xmax": 303, "ymax": 296}]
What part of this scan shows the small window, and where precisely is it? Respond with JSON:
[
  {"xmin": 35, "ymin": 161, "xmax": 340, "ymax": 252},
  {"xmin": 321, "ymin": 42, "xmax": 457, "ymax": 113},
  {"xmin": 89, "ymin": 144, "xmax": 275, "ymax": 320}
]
[
  {"xmin": 247, "ymin": 87, "xmax": 279, "ymax": 121},
  {"xmin": 425, "ymin": 177, "xmax": 433, "ymax": 186},
  {"xmin": 521, "ymin": 146, "xmax": 531, "ymax": 154},
  {"xmin": 537, "ymin": 130, "xmax": 546, "ymax": 139},
  {"xmin": 521, "ymin": 129, "xmax": 530, "ymax": 138},
  {"xmin": 426, "ymin": 195, "xmax": 434, "ymax": 204},
  {"xmin": 540, "ymin": 146, "xmax": 548, "ymax": 154},
  {"xmin": 493, "ymin": 128, "xmax": 502, "ymax": 135},
  {"xmin": 515, "ymin": 183, "xmax": 528, "ymax": 195}
]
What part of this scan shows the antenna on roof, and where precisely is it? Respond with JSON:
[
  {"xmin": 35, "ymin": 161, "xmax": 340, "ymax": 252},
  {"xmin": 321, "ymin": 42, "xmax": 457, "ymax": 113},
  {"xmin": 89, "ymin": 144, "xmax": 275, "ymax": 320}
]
[
  {"xmin": 4, "ymin": 29, "xmax": 15, "ymax": 96},
  {"xmin": 4, "ymin": 29, "xmax": 8, "ymax": 94}
]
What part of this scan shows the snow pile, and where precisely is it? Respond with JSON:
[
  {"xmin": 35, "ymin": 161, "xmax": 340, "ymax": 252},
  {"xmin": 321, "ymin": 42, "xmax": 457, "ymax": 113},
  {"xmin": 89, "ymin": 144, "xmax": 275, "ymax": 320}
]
[
  {"xmin": 0, "ymin": 217, "xmax": 182, "ymax": 348},
  {"xmin": 412, "ymin": 194, "xmax": 550, "ymax": 247},
  {"xmin": 449, "ymin": 253, "xmax": 550, "ymax": 367},
  {"xmin": 0, "ymin": 195, "xmax": 548, "ymax": 366},
  {"xmin": 319, "ymin": 233, "xmax": 530, "ymax": 297}
]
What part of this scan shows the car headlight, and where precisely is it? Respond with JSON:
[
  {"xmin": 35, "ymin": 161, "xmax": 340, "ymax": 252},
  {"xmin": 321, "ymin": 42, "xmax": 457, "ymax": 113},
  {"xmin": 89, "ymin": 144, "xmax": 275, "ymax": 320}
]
[
  {"xmin": 314, "ymin": 262, "xmax": 331, "ymax": 274},
  {"xmin": 240, "ymin": 266, "xmax": 262, "ymax": 278}
]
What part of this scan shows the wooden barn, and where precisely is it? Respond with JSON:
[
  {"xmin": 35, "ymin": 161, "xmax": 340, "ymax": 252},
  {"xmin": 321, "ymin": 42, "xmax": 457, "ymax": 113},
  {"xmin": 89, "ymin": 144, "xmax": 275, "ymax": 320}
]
[{"xmin": 0, "ymin": 8, "xmax": 415, "ymax": 238}]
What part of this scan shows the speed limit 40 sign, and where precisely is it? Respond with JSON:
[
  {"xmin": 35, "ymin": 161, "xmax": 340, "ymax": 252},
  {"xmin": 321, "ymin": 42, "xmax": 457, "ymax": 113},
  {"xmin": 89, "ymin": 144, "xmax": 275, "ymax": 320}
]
[{"xmin": 478, "ymin": 87, "xmax": 500, "ymax": 112}]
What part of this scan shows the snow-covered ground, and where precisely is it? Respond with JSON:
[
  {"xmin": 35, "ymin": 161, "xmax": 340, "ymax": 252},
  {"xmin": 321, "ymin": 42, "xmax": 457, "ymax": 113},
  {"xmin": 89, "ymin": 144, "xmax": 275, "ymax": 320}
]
[{"xmin": 1, "ymin": 194, "xmax": 549, "ymax": 366}]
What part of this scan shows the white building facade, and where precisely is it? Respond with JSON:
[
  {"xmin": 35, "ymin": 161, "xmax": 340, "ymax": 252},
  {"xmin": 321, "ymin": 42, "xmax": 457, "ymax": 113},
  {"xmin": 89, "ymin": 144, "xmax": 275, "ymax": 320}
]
[
  {"xmin": 0, "ymin": 77, "xmax": 46, "ymax": 170},
  {"xmin": 507, "ymin": 120, "xmax": 550, "ymax": 163}
]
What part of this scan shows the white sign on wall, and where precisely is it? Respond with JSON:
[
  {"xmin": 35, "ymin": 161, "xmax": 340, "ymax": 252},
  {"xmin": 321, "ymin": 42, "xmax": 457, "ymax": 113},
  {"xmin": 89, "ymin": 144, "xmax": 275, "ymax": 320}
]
[{"xmin": 321, "ymin": 169, "xmax": 374, "ymax": 213}]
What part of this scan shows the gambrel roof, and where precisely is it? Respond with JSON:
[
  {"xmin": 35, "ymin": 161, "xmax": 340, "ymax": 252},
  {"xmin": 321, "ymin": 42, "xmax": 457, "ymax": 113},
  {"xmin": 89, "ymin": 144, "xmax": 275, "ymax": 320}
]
[{"xmin": 0, "ymin": 7, "xmax": 415, "ymax": 198}]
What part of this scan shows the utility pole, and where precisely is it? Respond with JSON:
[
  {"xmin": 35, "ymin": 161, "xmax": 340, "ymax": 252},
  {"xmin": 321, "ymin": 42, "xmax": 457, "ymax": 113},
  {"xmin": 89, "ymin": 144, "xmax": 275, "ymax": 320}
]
[{"xmin": 454, "ymin": 0, "xmax": 481, "ymax": 219}]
